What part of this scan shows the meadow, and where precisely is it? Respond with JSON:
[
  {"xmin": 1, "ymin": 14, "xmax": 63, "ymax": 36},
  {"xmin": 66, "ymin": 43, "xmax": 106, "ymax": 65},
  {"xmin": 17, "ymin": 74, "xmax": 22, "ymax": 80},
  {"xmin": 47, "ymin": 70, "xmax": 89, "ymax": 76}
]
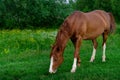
[{"xmin": 0, "ymin": 24, "xmax": 120, "ymax": 80}]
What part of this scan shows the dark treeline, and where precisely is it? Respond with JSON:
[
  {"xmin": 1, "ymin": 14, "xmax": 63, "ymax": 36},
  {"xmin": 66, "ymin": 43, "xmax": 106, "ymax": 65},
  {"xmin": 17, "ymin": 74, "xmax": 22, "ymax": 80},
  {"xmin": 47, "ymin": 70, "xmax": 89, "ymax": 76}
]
[
  {"xmin": 0, "ymin": 0, "xmax": 119, "ymax": 29},
  {"xmin": 75, "ymin": 0, "xmax": 120, "ymax": 22},
  {"xmin": 0, "ymin": 0, "xmax": 73, "ymax": 29}
]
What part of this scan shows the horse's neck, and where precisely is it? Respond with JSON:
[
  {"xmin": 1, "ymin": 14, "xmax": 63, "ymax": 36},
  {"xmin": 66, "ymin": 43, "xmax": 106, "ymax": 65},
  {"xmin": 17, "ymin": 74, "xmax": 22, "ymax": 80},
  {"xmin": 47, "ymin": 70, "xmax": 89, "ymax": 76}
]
[{"xmin": 55, "ymin": 32, "xmax": 69, "ymax": 51}]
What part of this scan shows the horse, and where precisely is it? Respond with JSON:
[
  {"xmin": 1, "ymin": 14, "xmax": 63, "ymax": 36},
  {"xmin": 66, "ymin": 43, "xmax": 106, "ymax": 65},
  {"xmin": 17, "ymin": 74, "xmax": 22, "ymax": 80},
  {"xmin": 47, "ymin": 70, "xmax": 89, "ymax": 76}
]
[{"xmin": 49, "ymin": 10, "xmax": 116, "ymax": 73}]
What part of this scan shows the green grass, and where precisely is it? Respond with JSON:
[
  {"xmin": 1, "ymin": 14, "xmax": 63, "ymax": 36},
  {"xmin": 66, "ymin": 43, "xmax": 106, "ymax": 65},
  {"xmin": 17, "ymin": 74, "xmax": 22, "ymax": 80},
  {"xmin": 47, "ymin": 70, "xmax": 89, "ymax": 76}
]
[{"xmin": 0, "ymin": 24, "xmax": 120, "ymax": 80}]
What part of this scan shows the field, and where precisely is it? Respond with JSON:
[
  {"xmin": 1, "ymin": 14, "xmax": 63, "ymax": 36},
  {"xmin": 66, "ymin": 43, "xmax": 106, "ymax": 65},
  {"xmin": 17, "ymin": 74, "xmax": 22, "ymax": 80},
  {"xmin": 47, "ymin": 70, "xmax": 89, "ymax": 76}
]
[{"xmin": 0, "ymin": 24, "xmax": 120, "ymax": 80}]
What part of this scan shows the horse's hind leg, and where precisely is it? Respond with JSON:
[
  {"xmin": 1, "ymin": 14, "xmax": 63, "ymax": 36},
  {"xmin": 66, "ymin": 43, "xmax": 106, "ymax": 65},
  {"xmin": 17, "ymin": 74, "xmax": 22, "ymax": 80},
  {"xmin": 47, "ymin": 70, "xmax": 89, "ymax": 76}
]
[
  {"xmin": 90, "ymin": 39, "xmax": 98, "ymax": 62},
  {"xmin": 102, "ymin": 32, "xmax": 108, "ymax": 62},
  {"xmin": 71, "ymin": 36, "xmax": 82, "ymax": 73}
]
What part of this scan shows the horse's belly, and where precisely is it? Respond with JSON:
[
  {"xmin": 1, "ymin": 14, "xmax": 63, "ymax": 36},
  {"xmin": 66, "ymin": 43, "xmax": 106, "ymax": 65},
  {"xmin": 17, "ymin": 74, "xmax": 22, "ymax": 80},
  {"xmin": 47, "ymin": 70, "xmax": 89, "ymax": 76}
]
[
  {"xmin": 82, "ymin": 23, "xmax": 105, "ymax": 40},
  {"xmin": 83, "ymin": 35, "xmax": 99, "ymax": 40},
  {"xmin": 83, "ymin": 31, "xmax": 103, "ymax": 40}
]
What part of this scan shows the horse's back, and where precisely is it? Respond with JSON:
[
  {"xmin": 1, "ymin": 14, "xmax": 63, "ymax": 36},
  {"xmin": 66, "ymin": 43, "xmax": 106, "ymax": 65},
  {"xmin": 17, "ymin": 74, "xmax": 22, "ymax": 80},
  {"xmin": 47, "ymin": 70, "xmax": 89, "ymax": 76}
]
[
  {"xmin": 85, "ymin": 10, "xmax": 110, "ymax": 27},
  {"xmin": 61, "ymin": 10, "xmax": 112, "ymax": 40}
]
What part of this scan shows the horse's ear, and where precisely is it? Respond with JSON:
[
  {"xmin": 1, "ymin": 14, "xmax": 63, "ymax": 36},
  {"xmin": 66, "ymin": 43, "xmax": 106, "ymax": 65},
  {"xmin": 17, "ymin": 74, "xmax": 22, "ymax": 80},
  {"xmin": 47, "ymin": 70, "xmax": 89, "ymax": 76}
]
[{"xmin": 51, "ymin": 44, "xmax": 54, "ymax": 48}]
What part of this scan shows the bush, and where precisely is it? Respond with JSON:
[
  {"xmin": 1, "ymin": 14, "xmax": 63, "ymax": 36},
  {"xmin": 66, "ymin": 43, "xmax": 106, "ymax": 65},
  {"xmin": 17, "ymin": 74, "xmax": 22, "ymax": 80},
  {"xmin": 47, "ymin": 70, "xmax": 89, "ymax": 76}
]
[
  {"xmin": 75, "ymin": 0, "xmax": 120, "ymax": 21},
  {"xmin": 0, "ymin": 0, "xmax": 73, "ymax": 29}
]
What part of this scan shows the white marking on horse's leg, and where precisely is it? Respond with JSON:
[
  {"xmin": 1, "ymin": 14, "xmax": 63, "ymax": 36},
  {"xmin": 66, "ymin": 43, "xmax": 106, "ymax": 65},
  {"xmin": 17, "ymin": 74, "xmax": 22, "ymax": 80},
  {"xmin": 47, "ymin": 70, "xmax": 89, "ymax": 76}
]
[
  {"xmin": 49, "ymin": 56, "xmax": 54, "ymax": 73},
  {"xmin": 90, "ymin": 46, "xmax": 96, "ymax": 62},
  {"xmin": 71, "ymin": 58, "xmax": 77, "ymax": 73},
  {"xmin": 102, "ymin": 43, "xmax": 106, "ymax": 62}
]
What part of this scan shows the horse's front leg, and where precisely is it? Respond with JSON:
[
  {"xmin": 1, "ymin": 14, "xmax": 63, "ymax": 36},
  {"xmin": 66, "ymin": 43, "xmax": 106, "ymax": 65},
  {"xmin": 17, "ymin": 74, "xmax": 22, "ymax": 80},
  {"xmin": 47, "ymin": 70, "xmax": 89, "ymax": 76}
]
[{"xmin": 71, "ymin": 36, "xmax": 82, "ymax": 73}]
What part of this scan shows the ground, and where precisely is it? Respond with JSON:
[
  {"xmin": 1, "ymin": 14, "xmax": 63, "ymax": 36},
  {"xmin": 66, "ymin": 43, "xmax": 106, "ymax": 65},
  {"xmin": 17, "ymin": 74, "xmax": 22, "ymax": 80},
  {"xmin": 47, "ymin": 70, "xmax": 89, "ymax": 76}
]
[{"xmin": 0, "ymin": 24, "xmax": 120, "ymax": 80}]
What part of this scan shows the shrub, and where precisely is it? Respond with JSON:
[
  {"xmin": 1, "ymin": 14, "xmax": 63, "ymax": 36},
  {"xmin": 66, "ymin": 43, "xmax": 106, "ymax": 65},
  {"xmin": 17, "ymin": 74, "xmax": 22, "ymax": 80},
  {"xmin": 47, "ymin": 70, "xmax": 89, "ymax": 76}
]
[
  {"xmin": 75, "ymin": 0, "xmax": 120, "ymax": 21},
  {"xmin": 0, "ymin": 0, "xmax": 73, "ymax": 29}
]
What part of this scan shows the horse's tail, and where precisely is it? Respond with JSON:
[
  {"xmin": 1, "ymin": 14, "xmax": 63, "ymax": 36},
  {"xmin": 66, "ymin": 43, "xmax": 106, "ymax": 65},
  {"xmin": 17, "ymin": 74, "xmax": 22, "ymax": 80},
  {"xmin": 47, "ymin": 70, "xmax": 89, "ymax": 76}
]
[{"xmin": 108, "ymin": 12, "xmax": 116, "ymax": 33}]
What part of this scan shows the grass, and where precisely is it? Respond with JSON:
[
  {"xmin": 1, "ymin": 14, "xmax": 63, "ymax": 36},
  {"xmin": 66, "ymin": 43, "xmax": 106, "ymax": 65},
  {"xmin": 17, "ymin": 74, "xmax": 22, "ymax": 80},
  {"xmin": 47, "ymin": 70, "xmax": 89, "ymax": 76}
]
[{"xmin": 0, "ymin": 24, "xmax": 120, "ymax": 80}]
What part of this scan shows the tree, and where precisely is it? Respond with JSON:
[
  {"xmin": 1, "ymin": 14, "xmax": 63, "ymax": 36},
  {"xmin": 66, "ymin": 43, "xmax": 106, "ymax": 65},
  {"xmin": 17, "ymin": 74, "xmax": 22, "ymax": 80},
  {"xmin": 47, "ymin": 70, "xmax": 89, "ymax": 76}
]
[
  {"xmin": 75, "ymin": 0, "xmax": 120, "ymax": 21},
  {"xmin": 0, "ymin": 0, "xmax": 74, "ymax": 29}
]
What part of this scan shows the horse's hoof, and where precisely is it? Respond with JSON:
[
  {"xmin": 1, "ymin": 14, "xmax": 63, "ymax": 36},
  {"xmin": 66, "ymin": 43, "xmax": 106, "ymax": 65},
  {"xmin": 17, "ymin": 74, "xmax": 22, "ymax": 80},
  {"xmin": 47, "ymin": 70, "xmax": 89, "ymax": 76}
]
[
  {"xmin": 71, "ymin": 69, "xmax": 76, "ymax": 73},
  {"xmin": 90, "ymin": 60, "xmax": 94, "ymax": 62},
  {"xmin": 102, "ymin": 57, "xmax": 106, "ymax": 62},
  {"xmin": 102, "ymin": 60, "xmax": 106, "ymax": 62},
  {"xmin": 71, "ymin": 68, "xmax": 76, "ymax": 73}
]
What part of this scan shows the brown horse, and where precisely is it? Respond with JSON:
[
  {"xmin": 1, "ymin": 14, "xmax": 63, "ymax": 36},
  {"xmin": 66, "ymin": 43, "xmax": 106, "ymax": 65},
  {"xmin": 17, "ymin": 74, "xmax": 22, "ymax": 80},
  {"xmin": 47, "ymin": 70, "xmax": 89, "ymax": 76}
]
[{"xmin": 49, "ymin": 10, "xmax": 115, "ymax": 73}]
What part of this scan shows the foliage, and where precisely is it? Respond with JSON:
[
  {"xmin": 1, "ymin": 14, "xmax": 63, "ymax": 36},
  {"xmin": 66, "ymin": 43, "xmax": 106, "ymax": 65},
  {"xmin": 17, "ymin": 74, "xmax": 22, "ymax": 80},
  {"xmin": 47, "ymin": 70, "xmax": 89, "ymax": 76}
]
[
  {"xmin": 75, "ymin": 0, "xmax": 120, "ymax": 21},
  {"xmin": 0, "ymin": 0, "xmax": 73, "ymax": 29},
  {"xmin": 0, "ymin": 29, "xmax": 57, "ymax": 54},
  {"xmin": 0, "ymin": 0, "xmax": 120, "ymax": 29}
]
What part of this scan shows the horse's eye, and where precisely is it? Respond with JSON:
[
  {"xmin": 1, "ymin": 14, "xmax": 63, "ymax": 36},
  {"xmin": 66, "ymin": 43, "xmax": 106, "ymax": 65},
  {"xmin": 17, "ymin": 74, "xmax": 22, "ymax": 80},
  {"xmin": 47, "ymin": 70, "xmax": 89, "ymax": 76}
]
[{"xmin": 56, "ymin": 47, "xmax": 60, "ymax": 52}]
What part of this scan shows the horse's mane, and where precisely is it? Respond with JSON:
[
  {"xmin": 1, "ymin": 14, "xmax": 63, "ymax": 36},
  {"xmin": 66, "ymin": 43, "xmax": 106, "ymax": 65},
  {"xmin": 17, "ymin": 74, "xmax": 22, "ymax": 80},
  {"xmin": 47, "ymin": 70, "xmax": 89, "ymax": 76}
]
[{"xmin": 53, "ymin": 19, "xmax": 70, "ymax": 51}]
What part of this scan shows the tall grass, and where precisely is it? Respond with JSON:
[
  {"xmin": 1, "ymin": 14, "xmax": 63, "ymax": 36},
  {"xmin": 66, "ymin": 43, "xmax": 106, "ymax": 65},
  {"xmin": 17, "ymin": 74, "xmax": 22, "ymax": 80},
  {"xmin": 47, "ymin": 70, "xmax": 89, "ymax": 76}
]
[
  {"xmin": 0, "ymin": 29, "xmax": 57, "ymax": 54},
  {"xmin": 0, "ymin": 29, "xmax": 57, "ymax": 79},
  {"xmin": 0, "ymin": 24, "xmax": 120, "ymax": 80}
]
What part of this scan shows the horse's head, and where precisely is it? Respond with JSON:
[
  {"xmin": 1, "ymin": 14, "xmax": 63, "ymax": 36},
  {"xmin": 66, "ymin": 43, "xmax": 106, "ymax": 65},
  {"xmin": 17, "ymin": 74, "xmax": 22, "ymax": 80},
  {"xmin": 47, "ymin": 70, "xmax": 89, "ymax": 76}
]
[{"xmin": 49, "ymin": 45, "xmax": 64, "ymax": 73}]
